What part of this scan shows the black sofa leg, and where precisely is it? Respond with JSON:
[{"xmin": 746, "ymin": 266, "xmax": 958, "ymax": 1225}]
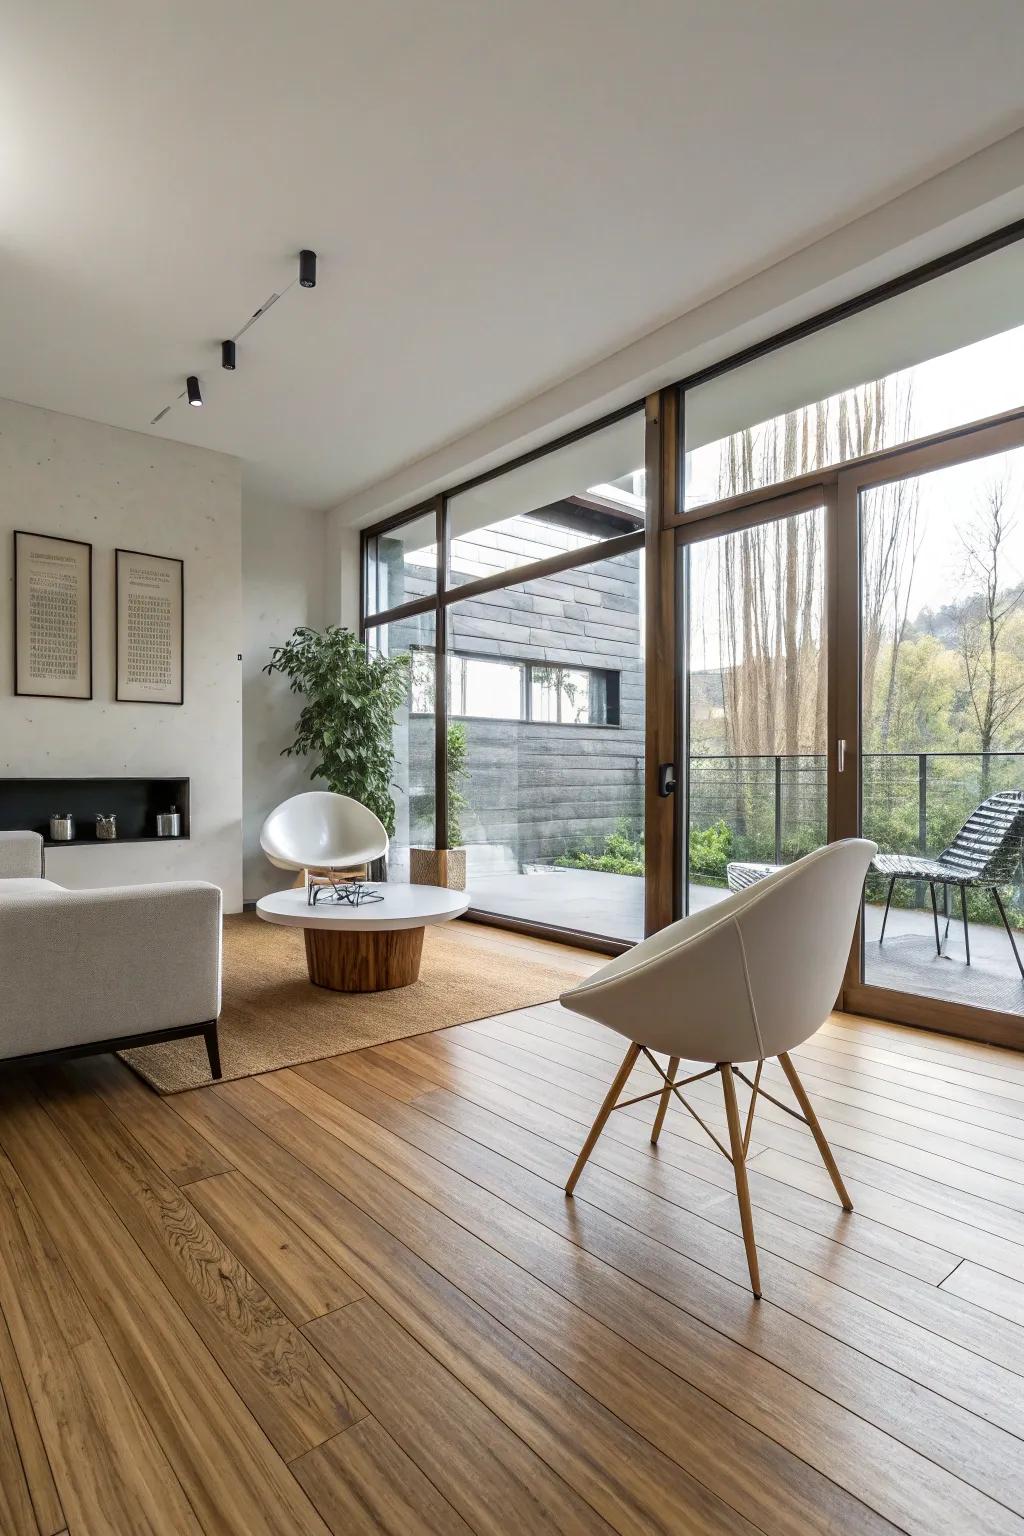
[{"xmin": 203, "ymin": 1022, "xmax": 222, "ymax": 1080}]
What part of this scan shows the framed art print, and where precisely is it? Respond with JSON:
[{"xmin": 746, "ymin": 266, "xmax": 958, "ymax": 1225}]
[
  {"xmin": 14, "ymin": 530, "xmax": 93, "ymax": 699},
  {"xmin": 115, "ymin": 547, "xmax": 184, "ymax": 704}
]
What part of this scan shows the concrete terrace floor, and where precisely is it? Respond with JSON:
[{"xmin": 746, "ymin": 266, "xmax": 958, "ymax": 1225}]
[{"xmin": 466, "ymin": 866, "xmax": 1024, "ymax": 1016}]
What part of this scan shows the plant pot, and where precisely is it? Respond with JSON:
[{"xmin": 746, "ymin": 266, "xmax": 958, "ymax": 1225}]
[{"xmin": 410, "ymin": 846, "xmax": 467, "ymax": 892}]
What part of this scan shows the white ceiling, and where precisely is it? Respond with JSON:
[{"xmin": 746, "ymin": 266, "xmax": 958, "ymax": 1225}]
[{"xmin": 2, "ymin": 1, "xmax": 1023, "ymax": 514}]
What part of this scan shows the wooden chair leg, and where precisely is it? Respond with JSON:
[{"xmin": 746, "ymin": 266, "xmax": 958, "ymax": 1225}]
[
  {"xmin": 651, "ymin": 1055, "xmax": 680, "ymax": 1145},
  {"xmin": 778, "ymin": 1052, "xmax": 853, "ymax": 1211},
  {"xmin": 719, "ymin": 1063, "xmax": 761, "ymax": 1299},
  {"xmin": 565, "ymin": 1043, "xmax": 641, "ymax": 1195}
]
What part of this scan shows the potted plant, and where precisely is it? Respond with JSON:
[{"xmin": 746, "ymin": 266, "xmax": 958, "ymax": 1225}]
[
  {"xmin": 409, "ymin": 720, "xmax": 471, "ymax": 891},
  {"xmin": 264, "ymin": 625, "xmax": 409, "ymax": 874}
]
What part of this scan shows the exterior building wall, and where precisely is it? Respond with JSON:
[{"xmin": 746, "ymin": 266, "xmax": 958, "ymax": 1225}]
[{"xmin": 385, "ymin": 505, "xmax": 643, "ymax": 872}]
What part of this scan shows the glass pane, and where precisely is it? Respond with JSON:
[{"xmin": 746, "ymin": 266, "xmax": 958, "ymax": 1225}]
[
  {"xmin": 366, "ymin": 611, "xmax": 435, "ymax": 881},
  {"xmin": 860, "ymin": 445, "xmax": 1024, "ymax": 1017},
  {"xmin": 365, "ymin": 508, "xmax": 437, "ymax": 615},
  {"xmin": 684, "ymin": 239, "xmax": 1024, "ymax": 508},
  {"xmin": 685, "ymin": 507, "xmax": 828, "ymax": 914},
  {"xmin": 449, "ymin": 654, "xmax": 524, "ymax": 719},
  {"xmin": 447, "ymin": 411, "xmax": 645, "ymax": 588},
  {"xmin": 447, "ymin": 543, "xmax": 644, "ymax": 941}
]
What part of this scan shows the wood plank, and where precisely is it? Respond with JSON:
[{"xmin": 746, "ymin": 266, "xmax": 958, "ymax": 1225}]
[
  {"xmin": 515, "ymin": 1011, "xmax": 1024, "ymax": 1195},
  {"xmin": 941, "ymin": 1261, "xmax": 1024, "ymax": 1328},
  {"xmin": 70, "ymin": 1055, "xmax": 232, "ymax": 1184},
  {"xmin": 186, "ymin": 1169, "xmax": 365, "ymax": 1323},
  {"xmin": 396, "ymin": 1030, "xmax": 959, "ymax": 1284},
  {"xmin": 280, "ymin": 1058, "xmax": 1024, "ymax": 1525},
  {"xmin": 40, "ymin": 1068, "xmax": 364, "ymax": 1462},
  {"xmin": 376, "ymin": 1038, "xmax": 1024, "ymax": 1380},
  {"xmin": 0, "ymin": 1364, "xmax": 41, "ymax": 1536},
  {"xmin": 0, "ymin": 1086, "xmax": 333, "ymax": 1536},
  {"xmin": 174, "ymin": 1080, "xmax": 767, "ymax": 1536},
  {"xmin": 0, "ymin": 1303, "xmax": 63, "ymax": 1536},
  {"xmin": 752, "ymin": 1148, "xmax": 1024, "ymax": 1283},
  {"xmin": 0, "ymin": 1138, "xmax": 203, "ymax": 1536},
  {"xmin": 818, "ymin": 1018, "xmax": 1024, "ymax": 1088},
  {"xmin": 461, "ymin": 1016, "xmax": 1024, "ymax": 1233},
  {"xmin": 293, "ymin": 1405, "xmax": 491, "ymax": 1536},
  {"xmin": 792, "ymin": 1038, "xmax": 1024, "ymax": 1122},
  {"xmin": 235, "ymin": 1069, "xmax": 1003, "ymax": 1536}
]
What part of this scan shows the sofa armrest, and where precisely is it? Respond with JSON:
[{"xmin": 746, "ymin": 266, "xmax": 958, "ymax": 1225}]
[
  {"xmin": 0, "ymin": 832, "xmax": 44, "ymax": 880},
  {"xmin": 0, "ymin": 881, "xmax": 222, "ymax": 1060}
]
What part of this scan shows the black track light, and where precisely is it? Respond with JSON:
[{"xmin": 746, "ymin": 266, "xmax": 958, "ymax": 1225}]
[
  {"xmin": 186, "ymin": 375, "xmax": 203, "ymax": 407},
  {"xmin": 221, "ymin": 339, "xmax": 236, "ymax": 371},
  {"xmin": 299, "ymin": 249, "xmax": 317, "ymax": 289}
]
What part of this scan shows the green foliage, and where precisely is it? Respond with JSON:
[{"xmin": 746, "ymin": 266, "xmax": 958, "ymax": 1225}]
[
  {"xmin": 557, "ymin": 820, "xmax": 644, "ymax": 876},
  {"xmin": 447, "ymin": 721, "xmax": 470, "ymax": 847},
  {"xmin": 264, "ymin": 625, "xmax": 409, "ymax": 837},
  {"xmin": 688, "ymin": 819, "xmax": 733, "ymax": 885}
]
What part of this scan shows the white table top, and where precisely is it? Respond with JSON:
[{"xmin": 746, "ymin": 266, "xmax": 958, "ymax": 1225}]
[{"xmin": 256, "ymin": 882, "xmax": 469, "ymax": 932}]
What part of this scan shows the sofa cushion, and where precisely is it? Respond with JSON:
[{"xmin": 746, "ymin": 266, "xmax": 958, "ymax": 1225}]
[{"xmin": 0, "ymin": 878, "xmax": 63, "ymax": 898}]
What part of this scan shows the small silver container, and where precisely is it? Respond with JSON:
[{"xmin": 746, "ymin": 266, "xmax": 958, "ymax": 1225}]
[
  {"xmin": 96, "ymin": 813, "xmax": 117, "ymax": 841},
  {"xmin": 49, "ymin": 813, "xmax": 75, "ymax": 842},
  {"xmin": 156, "ymin": 809, "xmax": 182, "ymax": 838}
]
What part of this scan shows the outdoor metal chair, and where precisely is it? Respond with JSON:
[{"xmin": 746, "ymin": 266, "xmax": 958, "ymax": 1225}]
[{"xmin": 872, "ymin": 789, "xmax": 1024, "ymax": 979}]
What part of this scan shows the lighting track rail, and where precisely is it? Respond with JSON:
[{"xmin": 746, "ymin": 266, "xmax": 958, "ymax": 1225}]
[{"xmin": 149, "ymin": 249, "xmax": 316, "ymax": 425}]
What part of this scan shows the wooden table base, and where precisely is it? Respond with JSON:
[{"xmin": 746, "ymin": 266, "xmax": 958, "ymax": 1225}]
[{"xmin": 303, "ymin": 925, "xmax": 425, "ymax": 991}]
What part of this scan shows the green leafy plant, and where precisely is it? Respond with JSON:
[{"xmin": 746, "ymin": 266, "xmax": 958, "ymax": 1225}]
[
  {"xmin": 688, "ymin": 819, "xmax": 734, "ymax": 885},
  {"xmin": 447, "ymin": 721, "xmax": 470, "ymax": 847},
  {"xmin": 264, "ymin": 625, "xmax": 409, "ymax": 837},
  {"xmin": 557, "ymin": 819, "xmax": 644, "ymax": 876}
]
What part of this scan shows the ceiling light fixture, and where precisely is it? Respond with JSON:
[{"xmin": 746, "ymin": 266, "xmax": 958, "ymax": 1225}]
[
  {"xmin": 186, "ymin": 375, "xmax": 204, "ymax": 407},
  {"xmin": 221, "ymin": 339, "xmax": 236, "ymax": 370},
  {"xmin": 299, "ymin": 249, "xmax": 317, "ymax": 288}
]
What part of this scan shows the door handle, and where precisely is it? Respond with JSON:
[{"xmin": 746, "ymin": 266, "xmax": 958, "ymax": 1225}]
[
  {"xmin": 657, "ymin": 762, "xmax": 677, "ymax": 797},
  {"xmin": 837, "ymin": 739, "xmax": 847, "ymax": 774}
]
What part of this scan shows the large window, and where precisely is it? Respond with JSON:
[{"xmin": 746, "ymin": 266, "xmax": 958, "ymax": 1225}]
[
  {"xmin": 361, "ymin": 407, "xmax": 646, "ymax": 944},
  {"xmin": 684, "ymin": 239, "xmax": 1024, "ymax": 509}
]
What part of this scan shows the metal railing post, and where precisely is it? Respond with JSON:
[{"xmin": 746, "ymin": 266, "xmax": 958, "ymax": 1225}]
[
  {"xmin": 774, "ymin": 755, "xmax": 782, "ymax": 865},
  {"xmin": 915, "ymin": 752, "xmax": 927, "ymax": 909}
]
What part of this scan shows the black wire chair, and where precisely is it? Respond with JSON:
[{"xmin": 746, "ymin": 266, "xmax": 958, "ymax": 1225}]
[{"xmin": 872, "ymin": 789, "xmax": 1024, "ymax": 979}]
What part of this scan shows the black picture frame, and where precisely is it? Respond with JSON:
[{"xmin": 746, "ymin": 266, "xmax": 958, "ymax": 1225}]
[
  {"xmin": 115, "ymin": 547, "xmax": 184, "ymax": 706},
  {"xmin": 13, "ymin": 530, "xmax": 94, "ymax": 700}
]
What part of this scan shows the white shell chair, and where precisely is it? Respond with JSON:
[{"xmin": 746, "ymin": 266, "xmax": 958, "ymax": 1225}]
[
  {"xmin": 260, "ymin": 792, "xmax": 389, "ymax": 896},
  {"xmin": 562, "ymin": 838, "xmax": 877, "ymax": 1298}
]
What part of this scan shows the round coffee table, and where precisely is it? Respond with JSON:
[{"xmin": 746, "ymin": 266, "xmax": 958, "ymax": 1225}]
[{"xmin": 256, "ymin": 883, "xmax": 469, "ymax": 992}]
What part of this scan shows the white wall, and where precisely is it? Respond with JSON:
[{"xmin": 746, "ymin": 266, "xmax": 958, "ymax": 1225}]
[
  {"xmin": 0, "ymin": 396, "xmax": 244, "ymax": 909},
  {"xmin": 241, "ymin": 493, "xmax": 327, "ymax": 901}
]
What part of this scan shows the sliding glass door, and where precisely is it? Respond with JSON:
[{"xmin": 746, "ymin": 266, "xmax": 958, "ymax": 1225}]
[
  {"xmin": 679, "ymin": 487, "xmax": 830, "ymax": 916},
  {"xmin": 837, "ymin": 416, "xmax": 1024, "ymax": 1042}
]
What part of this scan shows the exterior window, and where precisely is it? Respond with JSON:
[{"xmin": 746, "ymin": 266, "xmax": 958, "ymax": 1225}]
[
  {"xmin": 449, "ymin": 655, "xmax": 524, "ymax": 719},
  {"xmin": 532, "ymin": 666, "xmax": 606, "ymax": 725},
  {"xmin": 411, "ymin": 648, "xmax": 619, "ymax": 726}
]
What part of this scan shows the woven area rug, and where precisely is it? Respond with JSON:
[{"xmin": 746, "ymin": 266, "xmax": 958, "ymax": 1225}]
[{"xmin": 122, "ymin": 910, "xmax": 573, "ymax": 1093}]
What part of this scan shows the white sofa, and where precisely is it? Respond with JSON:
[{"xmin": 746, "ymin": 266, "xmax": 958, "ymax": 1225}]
[{"xmin": 0, "ymin": 831, "xmax": 223, "ymax": 1076}]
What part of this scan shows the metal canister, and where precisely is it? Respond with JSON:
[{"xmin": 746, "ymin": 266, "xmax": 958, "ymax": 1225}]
[
  {"xmin": 49, "ymin": 813, "xmax": 75, "ymax": 842},
  {"xmin": 95, "ymin": 814, "xmax": 117, "ymax": 841},
  {"xmin": 156, "ymin": 808, "xmax": 182, "ymax": 838}
]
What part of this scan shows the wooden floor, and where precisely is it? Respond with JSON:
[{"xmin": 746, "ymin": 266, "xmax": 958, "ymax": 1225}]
[{"xmin": 2, "ymin": 921, "xmax": 1024, "ymax": 1535}]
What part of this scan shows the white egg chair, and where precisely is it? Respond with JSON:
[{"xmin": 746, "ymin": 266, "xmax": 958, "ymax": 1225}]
[
  {"xmin": 260, "ymin": 791, "xmax": 389, "ymax": 904},
  {"xmin": 561, "ymin": 838, "xmax": 876, "ymax": 1298}
]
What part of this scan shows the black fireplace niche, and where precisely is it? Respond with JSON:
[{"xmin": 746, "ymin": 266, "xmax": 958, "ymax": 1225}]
[{"xmin": 0, "ymin": 777, "xmax": 190, "ymax": 846}]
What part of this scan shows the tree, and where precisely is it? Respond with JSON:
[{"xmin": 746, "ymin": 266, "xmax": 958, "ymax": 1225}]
[{"xmin": 954, "ymin": 477, "xmax": 1024, "ymax": 793}]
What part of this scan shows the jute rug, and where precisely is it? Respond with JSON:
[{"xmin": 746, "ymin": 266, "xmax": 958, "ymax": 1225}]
[{"xmin": 122, "ymin": 911, "xmax": 573, "ymax": 1094}]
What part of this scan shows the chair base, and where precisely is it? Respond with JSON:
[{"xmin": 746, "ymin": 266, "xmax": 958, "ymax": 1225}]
[{"xmin": 565, "ymin": 1042, "xmax": 853, "ymax": 1299}]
